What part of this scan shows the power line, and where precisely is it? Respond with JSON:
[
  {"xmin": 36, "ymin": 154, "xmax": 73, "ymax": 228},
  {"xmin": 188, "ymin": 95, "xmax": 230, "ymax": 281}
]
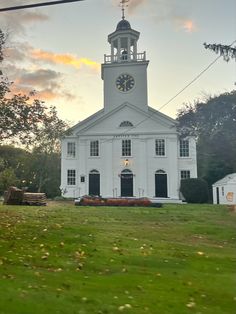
[
  {"xmin": 118, "ymin": 39, "xmax": 236, "ymax": 135},
  {"xmin": 0, "ymin": 0, "xmax": 84, "ymax": 12},
  {"xmin": 158, "ymin": 39, "xmax": 236, "ymax": 111},
  {"xmin": 69, "ymin": 40, "xmax": 236, "ymax": 148}
]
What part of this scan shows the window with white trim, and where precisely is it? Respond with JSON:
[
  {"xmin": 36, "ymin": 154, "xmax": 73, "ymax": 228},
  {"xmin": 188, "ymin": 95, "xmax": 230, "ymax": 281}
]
[
  {"xmin": 122, "ymin": 139, "xmax": 131, "ymax": 156},
  {"xmin": 155, "ymin": 139, "xmax": 165, "ymax": 156},
  {"xmin": 90, "ymin": 140, "xmax": 99, "ymax": 156},
  {"xmin": 67, "ymin": 169, "xmax": 76, "ymax": 185},
  {"xmin": 180, "ymin": 139, "xmax": 189, "ymax": 157},
  {"xmin": 181, "ymin": 170, "xmax": 190, "ymax": 179},
  {"xmin": 67, "ymin": 142, "xmax": 76, "ymax": 157}
]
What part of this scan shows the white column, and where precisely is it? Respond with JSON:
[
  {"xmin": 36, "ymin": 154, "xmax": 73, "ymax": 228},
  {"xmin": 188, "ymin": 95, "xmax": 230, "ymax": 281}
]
[
  {"xmin": 117, "ymin": 38, "xmax": 121, "ymax": 62},
  {"xmin": 111, "ymin": 41, "xmax": 114, "ymax": 62},
  {"xmin": 134, "ymin": 40, "xmax": 137, "ymax": 60},
  {"xmin": 127, "ymin": 37, "xmax": 131, "ymax": 61}
]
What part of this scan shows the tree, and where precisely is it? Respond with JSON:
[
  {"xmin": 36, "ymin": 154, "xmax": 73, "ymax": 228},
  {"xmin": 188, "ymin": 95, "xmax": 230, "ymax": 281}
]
[
  {"xmin": 204, "ymin": 42, "xmax": 236, "ymax": 62},
  {"xmin": 177, "ymin": 91, "xmax": 236, "ymax": 198},
  {"xmin": 0, "ymin": 145, "xmax": 61, "ymax": 197},
  {"xmin": 0, "ymin": 168, "xmax": 19, "ymax": 194},
  {"xmin": 0, "ymin": 92, "xmax": 69, "ymax": 149},
  {"xmin": 0, "ymin": 29, "xmax": 6, "ymax": 64},
  {"xmin": 0, "ymin": 29, "xmax": 69, "ymax": 197},
  {"xmin": 0, "ymin": 29, "xmax": 69, "ymax": 149}
]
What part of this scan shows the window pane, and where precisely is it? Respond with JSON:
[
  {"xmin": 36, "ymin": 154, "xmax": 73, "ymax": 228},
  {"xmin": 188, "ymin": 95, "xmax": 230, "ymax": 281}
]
[
  {"xmin": 67, "ymin": 142, "xmax": 76, "ymax": 157},
  {"xmin": 155, "ymin": 139, "xmax": 165, "ymax": 156},
  {"xmin": 122, "ymin": 139, "xmax": 131, "ymax": 156},
  {"xmin": 180, "ymin": 140, "xmax": 189, "ymax": 157},
  {"xmin": 67, "ymin": 169, "xmax": 76, "ymax": 185},
  {"xmin": 90, "ymin": 140, "xmax": 99, "ymax": 156},
  {"xmin": 181, "ymin": 170, "xmax": 190, "ymax": 179}
]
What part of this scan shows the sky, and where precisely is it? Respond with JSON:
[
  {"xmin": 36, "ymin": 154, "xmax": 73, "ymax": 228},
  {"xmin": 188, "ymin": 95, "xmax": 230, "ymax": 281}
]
[{"xmin": 0, "ymin": 0, "xmax": 235, "ymax": 124}]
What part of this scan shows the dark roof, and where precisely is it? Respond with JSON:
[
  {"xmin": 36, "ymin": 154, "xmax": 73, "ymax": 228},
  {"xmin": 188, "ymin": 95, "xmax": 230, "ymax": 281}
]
[{"xmin": 116, "ymin": 19, "xmax": 131, "ymax": 31}]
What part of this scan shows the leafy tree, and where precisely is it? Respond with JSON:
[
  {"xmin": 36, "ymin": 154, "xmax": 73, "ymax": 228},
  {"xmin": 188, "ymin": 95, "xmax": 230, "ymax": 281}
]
[
  {"xmin": 177, "ymin": 91, "xmax": 236, "ymax": 199},
  {"xmin": 0, "ymin": 145, "xmax": 61, "ymax": 197},
  {"xmin": 28, "ymin": 149, "xmax": 61, "ymax": 196},
  {"xmin": 0, "ymin": 168, "xmax": 19, "ymax": 194},
  {"xmin": 0, "ymin": 29, "xmax": 68, "ymax": 197},
  {"xmin": 0, "ymin": 29, "xmax": 69, "ymax": 149},
  {"xmin": 0, "ymin": 29, "xmax": 6, "ymax": 64},
  {"xmin": 204, "ymin": 42, "xmax": 236, "ymax": 62},
  {"xmin": 0, "ymin": 92, "xmax": 69, "ymax": 149}
]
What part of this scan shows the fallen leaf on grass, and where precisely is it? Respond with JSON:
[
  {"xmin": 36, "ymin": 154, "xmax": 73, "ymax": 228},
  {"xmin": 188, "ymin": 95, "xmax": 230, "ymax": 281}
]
[
  {"xmin": 186, "ymin": 301, "xmax": 196, "ymax": 308},
  {"xmin": 197, "ymin": 251, "xmax": 204, "ymax": 256}
]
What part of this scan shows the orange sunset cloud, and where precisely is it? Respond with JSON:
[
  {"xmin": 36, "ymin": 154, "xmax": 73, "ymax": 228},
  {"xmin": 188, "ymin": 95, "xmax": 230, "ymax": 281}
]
[
  {"xmin": 182, "ymin": 20, "xmax": 196, "ymax": 33},
  {"xmin": 31, "ymin": 49, "xmax": 100, "ymax": 72}
]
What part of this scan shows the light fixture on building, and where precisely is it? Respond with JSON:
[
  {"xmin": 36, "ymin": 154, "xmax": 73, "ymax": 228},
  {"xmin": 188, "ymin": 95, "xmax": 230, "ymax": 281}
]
[{"xmin": 124, "ymin": 159, "xmax": 129, "ymax": 166}]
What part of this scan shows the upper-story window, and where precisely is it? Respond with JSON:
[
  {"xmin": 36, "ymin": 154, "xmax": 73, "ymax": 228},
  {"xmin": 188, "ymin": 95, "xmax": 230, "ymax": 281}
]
[
  {"xmin": 180, "ymin": 139, "xmax": 189, "ymax": 157},
  {"xmin": 155, "ymin": 139, "xmax": 165, "ymax": 156},
  {"xmin": 67, "ymin": 169, "xmax": 76, "ymax": 185},
  {"xmin": 90, "ymin": 140, "xmax": 99, "ymax": 157},
  {"xmin": 67, "ymin": 142, "xmax": 76, "ymax": 158},
  {"xmin": 122, "ymin": 139, "xmax": 131, "ymax": 156},
  {"xmin": 181, "ymin": 170, "xmax": 190, "ymax": 179},
  {"xmin": 119, "ymin": 121, "xmax": 133, "ymax": 127}
]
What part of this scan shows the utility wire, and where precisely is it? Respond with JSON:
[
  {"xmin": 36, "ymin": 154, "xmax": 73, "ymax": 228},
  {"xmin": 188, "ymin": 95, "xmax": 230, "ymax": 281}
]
[
  {"xmin": 118, "ymin": 39, "xmax": 236, "ymax": 136},
  {"xmin": 68, "ymin": 40, "xmax": 236, "ymax": 148},
  {"xmin": 0, "ymin": 0, "xmax": 84, "ymax": 12}
]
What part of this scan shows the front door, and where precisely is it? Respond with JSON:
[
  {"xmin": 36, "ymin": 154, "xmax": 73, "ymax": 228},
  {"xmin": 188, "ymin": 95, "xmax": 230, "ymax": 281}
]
[
  {"xmin": 89, "ymin": 172, "xmax": 100, "ymax": 196},
  {"xmin": 121, "ymin": 170, "xmax": 133, "ymax": 197},
  {"xmin": 155, "ymin": 173, "xmax": 168, "ymax": 197}
]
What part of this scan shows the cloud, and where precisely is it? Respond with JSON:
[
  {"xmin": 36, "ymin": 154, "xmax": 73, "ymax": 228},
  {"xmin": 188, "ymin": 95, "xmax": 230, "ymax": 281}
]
[
  {"xmin": 0, "ymin": 0, "xmax": 49, "ymax": 36},
  {"xmin": 30, "ymin": 49, "xmax": 100, "ymax": 72},
  {"xmin": 3, "ymin": 63, "xmax": 74, "ymax": 102},
  {"xmin": 181, "ymin": 19, "xmax": 196, "ymax": 33},
  {"xmin": 3, "ymin": 42, "xmax": 32, "ymax": 62},
  {"xmin": 16, "ymin": 68, "xmax": 62, "ymax": 90},
  {"xmin": 128, "ymin": 0, "xmax": 148, "ymax": 14},
  {"xmin": 3, "ymin": 43, "xmax": 100, "ymax": 73},
  {"xmin": 113, "ymin": 0, "xmax": 197, "ymax": 33},
  {"xmin": 149, "ymin": 0, "xmax": 197, "ymax": 33}
]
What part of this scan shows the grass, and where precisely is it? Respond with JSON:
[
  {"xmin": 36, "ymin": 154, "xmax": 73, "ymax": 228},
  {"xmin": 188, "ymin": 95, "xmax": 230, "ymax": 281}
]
[{"xmin": 0, "ymin": 202, "xmax": 235, "ymax": 314}]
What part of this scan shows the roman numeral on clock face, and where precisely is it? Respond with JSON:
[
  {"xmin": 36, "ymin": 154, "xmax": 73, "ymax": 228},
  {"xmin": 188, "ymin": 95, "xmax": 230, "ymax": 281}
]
[{"xmin": 116, "ymin": 74, "xmax": 135, "ymax": 92}]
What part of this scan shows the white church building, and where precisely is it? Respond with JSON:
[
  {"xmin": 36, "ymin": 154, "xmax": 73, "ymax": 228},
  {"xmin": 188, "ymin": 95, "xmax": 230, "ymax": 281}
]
[{"xmin": 60, "ymin": 17, "xmax": 197, "ymax": 201}]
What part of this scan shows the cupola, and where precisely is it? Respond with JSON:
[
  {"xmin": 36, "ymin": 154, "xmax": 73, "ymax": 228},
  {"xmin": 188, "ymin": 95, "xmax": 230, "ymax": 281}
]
[{"xmin": 103, "ymin": 6, "xmax": 146, "ymax": 65}]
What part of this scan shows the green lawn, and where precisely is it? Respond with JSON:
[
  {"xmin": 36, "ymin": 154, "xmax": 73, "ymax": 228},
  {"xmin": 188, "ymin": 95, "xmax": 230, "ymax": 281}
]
[{"xmin": 0, "ymin": 202, "xmax": 235, "ymax": 314}]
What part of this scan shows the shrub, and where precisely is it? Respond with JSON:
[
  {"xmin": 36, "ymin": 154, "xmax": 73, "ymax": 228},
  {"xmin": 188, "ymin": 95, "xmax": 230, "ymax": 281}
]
[{"xmin": 180, "ymin": 178, "xmax": 209, "ymax": 203}]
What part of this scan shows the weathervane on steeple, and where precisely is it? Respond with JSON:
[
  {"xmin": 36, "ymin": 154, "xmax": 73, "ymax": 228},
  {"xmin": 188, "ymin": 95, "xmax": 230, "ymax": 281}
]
[{"xmin": 120, "ymin": 0, "xmax": 129, "ymax": 20}]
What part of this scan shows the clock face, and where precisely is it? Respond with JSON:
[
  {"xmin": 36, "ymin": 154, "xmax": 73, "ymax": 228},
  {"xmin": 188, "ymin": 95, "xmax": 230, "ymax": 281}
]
[{"xmin": 116, "ymin": 74, "xmax": 135, "ymax": 92}]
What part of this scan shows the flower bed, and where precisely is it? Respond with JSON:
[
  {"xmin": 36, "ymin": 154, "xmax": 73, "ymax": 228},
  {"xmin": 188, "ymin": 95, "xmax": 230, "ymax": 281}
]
[{"xmin": 76, "ymin": 196, "xmax": 162, "ymax": 207}]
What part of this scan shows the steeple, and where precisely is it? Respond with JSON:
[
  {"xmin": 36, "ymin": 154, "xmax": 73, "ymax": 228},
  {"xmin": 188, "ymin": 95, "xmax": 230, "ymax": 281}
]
[{"xmin": 103, "ymin": 1, "xmax": 146, "ymax": 64}]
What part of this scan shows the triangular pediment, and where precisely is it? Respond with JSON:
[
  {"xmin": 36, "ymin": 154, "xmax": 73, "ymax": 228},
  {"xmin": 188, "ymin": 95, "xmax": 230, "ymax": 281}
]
[{"xmin": 70, "ymin": 102, "xmax": 177, "ymax": 136}]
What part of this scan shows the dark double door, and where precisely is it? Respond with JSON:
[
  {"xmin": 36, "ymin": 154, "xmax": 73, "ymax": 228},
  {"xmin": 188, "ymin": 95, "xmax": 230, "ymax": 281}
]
[
  {"xmin": 89, "ymin": 173, "xmax": 100, "ymax": 196},
  {"xmin": 155, "ymin": 173, "xmax": 168, "ymax": 197}
]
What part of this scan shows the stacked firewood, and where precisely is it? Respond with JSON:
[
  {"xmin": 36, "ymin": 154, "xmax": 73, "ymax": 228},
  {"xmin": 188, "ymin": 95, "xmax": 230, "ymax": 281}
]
[
  {"xmin": 3, "ymin": 186, "xmax": 47, "ymax": 206},
  {"xmin": 3, "ymin": 187, "xmax": 24, "ymax": 205},
  {"xmin": 23, "ymin": 193, "xmax": 47, "ymax": 206}
]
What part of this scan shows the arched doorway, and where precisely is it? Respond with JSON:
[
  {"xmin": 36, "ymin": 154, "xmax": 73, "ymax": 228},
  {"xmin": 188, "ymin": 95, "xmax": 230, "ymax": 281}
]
[
  {"xmin": 155, "ymin": 170, "xmax": 168, "ymax": 197},
  {"xmin": 89, "ymin": 170, "xmax": 100, "ymax": 196},
  {"xmin": 121, "ymin": 169, "xmax": 133, "ymax": 197}
]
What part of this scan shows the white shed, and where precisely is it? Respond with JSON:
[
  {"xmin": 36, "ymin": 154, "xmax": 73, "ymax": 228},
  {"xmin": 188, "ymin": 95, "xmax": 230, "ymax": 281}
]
[{"xmin": 212, "ymin": 173, "xmax": 236, "ymax": 205}]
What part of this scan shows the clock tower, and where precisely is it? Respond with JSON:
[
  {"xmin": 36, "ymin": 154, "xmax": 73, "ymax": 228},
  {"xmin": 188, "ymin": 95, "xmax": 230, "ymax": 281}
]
[{"xmin": 101, "ymin": 15, "xmax": 149, "ymax": 113}]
